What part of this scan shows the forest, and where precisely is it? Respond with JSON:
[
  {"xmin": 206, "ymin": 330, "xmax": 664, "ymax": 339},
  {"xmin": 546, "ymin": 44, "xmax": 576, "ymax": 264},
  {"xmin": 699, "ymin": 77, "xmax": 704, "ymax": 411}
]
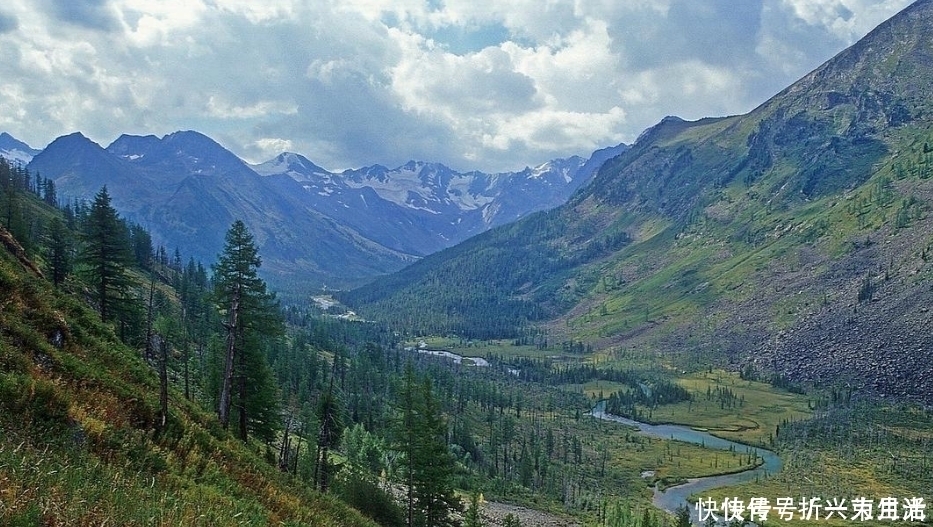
[{"xmin": 338, "ymin": 208, "xmax": 632, "ymax": 340}]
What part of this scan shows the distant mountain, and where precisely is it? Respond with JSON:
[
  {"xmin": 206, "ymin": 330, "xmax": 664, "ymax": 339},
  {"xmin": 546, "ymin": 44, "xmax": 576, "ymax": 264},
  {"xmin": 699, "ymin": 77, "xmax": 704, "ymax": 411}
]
[
  {"xmin": 22, "ymin": 128, "xmax": 623, "ymax": 290},
  {"xmin": 0, "ymin": 132, "xmax": 41, "ymax": 165},
  {"xmin": 253, "ymin": 144, "xmax": 626, "ymax": 256},
  {"xmin": 342, "ymin": 0, "xmax": 933, "ymax": 400},
  {"xmin": 28, "ymin": 131, "xmax": 417, "ymax": 289}
]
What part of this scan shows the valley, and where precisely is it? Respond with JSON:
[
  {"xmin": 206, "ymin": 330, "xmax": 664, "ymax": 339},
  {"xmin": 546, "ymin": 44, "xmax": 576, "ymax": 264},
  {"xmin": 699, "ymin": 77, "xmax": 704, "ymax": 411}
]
[{"xmin": 2, "ymin": 1, "xmax": 933, "ymax": 526}]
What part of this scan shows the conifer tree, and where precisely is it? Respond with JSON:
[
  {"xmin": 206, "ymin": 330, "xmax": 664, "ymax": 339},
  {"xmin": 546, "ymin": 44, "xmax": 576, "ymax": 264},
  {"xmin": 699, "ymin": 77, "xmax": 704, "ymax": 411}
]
[
  {"xmin": 129, "ymin": 223, "xmax": 153, "ymax": 269},
  {"xmin": 46, "ymin": 217, "xmax": 72, "ymax": 288},
  {"xmin": 180, "ymin": 257, "xmax": 210, "ymax": 400},
  {"xmin": 78, "ymin": 186, "xmax": 134, "ymax": 323},
  {"xmin": 212, "ymin": 219, "xmax": 281, "ymax": 441},
  {"xmin": 464, "ymin": 492, "xmax": 484, "ymax": 527},
  {"xmin": 396, "ymin": 364, "xmax": 461, "ymax": 527},
  {"xmin": 314, "ymin": 379, "xmax": 343, "ymax": 492}
]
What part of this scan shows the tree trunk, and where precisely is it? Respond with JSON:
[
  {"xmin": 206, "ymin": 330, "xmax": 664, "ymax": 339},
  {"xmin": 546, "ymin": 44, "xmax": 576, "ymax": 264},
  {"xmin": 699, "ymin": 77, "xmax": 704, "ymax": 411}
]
[
  {"xmin": 183, "ymin": 341, "xmax": 190, "ymax": 400},
  {"xmin": 218, "ymin": 284, "xmax": 240, "ymax": 429},
  {"xmin": 145, "ymin": 274, "xmax": 155, "ymax": 360},
  {"xmin": 237, "ymin": 329, "xmax": 248, "ymax": 441},
  {"xmin": 159, "ymin": 335, "xmax": 169, "ymax": 430}
]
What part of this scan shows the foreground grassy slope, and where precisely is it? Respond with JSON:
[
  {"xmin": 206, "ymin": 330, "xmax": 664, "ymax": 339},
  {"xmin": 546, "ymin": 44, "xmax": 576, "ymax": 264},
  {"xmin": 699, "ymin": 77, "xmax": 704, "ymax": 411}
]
[{"xmin": 0, "ymin": 228, "xmax": 374, "ymax": 526}]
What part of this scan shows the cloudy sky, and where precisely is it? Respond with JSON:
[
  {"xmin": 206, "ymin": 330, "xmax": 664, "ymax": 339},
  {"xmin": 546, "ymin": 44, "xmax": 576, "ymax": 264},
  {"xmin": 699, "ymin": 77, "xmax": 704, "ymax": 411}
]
[{"xmin": 0, "ymin": 0, "xmax": 914, "ymax": 173}]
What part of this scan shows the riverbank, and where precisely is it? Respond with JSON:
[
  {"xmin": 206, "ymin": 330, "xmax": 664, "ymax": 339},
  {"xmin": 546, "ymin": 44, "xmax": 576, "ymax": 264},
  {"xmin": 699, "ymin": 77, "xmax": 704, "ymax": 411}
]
[{"xmin": 591, "ymin": 402, "xmax": 782, "ymax": 522}]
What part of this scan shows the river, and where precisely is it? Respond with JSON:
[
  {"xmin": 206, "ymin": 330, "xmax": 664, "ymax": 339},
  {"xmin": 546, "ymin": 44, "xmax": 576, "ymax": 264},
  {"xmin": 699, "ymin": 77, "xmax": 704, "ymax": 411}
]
[
  {"xmin": 591, "ymin": 401, "xmax": 782, "ymax": 523},
  {"xmin": 407, "ymin": 347, "xmax": 491, "ymax": 367},
  {"xmin": 410, "ymin": 347, "xmax": 781, "ymax": 522}
]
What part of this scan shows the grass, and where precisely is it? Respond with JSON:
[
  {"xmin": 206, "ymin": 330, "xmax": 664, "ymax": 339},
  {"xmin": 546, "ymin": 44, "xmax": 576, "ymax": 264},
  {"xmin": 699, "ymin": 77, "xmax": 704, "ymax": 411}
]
[
  {"xmin": 0, "ymin": 247, "xmax": 376, "ymax": 527},
  {"xmin": 673, "ymin": 401, "xmax": 933, "ymax": 527},
  {"xmin": 599, "ymin": 424, "xmax": 761, "ymax": 490},
  {"xmin": 653, "ymin": 370, "xmax": 813, "ymax": 446}
]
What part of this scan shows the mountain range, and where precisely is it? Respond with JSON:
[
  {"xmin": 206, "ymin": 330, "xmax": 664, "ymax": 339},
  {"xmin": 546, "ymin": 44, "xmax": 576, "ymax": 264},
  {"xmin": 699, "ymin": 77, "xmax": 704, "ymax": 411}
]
[
  {"xmin": 6, "ymin": 130, "xmax": 624, "ymax": 290},
  {"xmin": 341, "ymin": 0, "xmax": 933, "ymax": 399}
]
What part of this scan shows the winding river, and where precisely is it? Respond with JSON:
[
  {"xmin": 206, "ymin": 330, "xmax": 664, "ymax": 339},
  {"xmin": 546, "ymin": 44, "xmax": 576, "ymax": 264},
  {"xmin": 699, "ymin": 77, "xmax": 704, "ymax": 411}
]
[
  {"xmin": 591, "ymin": 401, "xmax": 782, "ymax": 522},
  {"xmin": 413, "ymin": 346, "xmax": 781, "ymax": 522}
]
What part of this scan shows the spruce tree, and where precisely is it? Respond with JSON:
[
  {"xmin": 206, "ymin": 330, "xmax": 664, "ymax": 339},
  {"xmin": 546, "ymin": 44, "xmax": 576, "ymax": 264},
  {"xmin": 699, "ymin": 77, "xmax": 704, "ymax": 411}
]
[
  {"xmin": 464, "ymin": 493, "xmax": 483, "ymax": 527},
  {"xmin": 78, "ymin": 186, "xmax": 134, "ymax": 323},
  {"xmin": 313, "ymin": 379, "xmax": 342, "ymax": 492},
  {"xmin": 396, "ymin": 364, "xmax": 461, "ymax": 527},
  {"xmin": 46, "ymin": 217, "xmax": 72, "ymax": 288},
  {"xmin": 212, "ymin": 219, "xmax": 281, "ymax": 441}
]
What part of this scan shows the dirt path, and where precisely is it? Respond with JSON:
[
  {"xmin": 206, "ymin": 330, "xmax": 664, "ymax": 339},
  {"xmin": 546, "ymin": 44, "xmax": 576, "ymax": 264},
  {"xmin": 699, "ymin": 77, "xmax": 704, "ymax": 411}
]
[{"xmin": 480, "ymin": 501, "xmax": 581, "ymax": 526}]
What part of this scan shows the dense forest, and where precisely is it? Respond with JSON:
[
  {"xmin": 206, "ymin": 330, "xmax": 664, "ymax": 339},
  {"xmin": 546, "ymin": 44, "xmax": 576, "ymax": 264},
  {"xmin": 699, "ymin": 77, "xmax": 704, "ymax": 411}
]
[{"xmin": 338, "ymin": 208, "xmax": 632, "ymax": 340}]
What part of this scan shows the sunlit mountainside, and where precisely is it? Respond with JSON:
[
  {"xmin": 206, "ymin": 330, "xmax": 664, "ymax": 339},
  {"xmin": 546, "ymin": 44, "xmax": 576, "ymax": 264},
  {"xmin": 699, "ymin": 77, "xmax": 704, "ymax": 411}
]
[{"xmin": 343, "ymin": 0, "xmax": 933, "ymax": 400}]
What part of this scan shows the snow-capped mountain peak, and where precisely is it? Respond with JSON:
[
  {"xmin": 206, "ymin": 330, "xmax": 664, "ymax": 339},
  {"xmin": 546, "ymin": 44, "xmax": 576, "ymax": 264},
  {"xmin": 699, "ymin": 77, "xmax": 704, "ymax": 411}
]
[
  {"xmin": 255, "ymin": 143, "xmax": 627, "ymax": 224},
  {"xmin": 252, "ymin": 152, "xmax": 331, "ymax": 182},
  {"xmin": 0, "ymin": 132, "xmax": 41, "ymax": 165}
]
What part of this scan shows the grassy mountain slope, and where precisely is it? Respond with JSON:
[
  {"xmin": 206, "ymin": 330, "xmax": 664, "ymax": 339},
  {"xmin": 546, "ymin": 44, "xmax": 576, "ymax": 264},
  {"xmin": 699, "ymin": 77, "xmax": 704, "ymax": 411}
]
[
  {"xmin": 343, "ymin": 0, "xmax": 933, "ymax": 398},
  {"xmin": 0, "ymin": 226, "xmax": 374, "ymax": 526}
]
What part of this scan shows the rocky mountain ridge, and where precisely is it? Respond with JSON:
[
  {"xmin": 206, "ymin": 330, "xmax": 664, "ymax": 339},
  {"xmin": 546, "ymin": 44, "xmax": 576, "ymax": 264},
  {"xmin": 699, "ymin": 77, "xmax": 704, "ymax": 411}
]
[{"xmin": 13, "ymin": 130, "xmax": 625, "ymax": 289}]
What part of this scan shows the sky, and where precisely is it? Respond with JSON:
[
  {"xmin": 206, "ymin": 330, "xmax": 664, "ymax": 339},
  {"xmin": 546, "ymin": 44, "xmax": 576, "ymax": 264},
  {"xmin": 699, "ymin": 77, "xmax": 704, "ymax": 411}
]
[{"xmin": 0, "ymin": 0, "xmax": 915, "ymax": 173}]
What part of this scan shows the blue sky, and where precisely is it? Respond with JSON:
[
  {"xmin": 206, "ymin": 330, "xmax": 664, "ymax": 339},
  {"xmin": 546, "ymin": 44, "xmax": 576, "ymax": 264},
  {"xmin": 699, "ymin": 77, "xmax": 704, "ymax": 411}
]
[{"xmin": 0, "ymin": 0, "xmax": 914, "ymax": 172}]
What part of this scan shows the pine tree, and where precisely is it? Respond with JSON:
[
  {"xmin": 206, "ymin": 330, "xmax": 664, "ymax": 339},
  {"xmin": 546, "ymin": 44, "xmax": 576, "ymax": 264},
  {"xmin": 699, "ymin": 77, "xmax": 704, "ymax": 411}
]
[
  {"xmin": 212, "ymin": 220, "xmax": 281, "ymax": 440},
  {"xmin": 180, "ymin": 257, "xmax": 210, "ymax": 401},
  {"xmin": 46, "ymin": 217, "xmax": 72, "ymax": 288},
  {"xmin": 464, "ymin": 493, "xmax": 484, "ymax": 527},
  {"xmin": 129, "ymin": 223, "xmax": 153, "ymax": 269},
  {"xmin": 78, "ymin": 186, "xmax": 134, "ymax": 323},
  {"xmin": 313, "ymin": 379, "xmax": 342, "ymax": 492},
  {"xmin": 396, "ymin": 364, "xmax": 461, "ymax": 527}
]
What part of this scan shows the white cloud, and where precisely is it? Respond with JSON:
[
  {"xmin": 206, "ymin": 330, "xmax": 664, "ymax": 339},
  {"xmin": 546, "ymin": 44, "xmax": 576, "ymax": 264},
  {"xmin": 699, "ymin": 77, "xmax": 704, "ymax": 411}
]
[
  {"xmin": 116, "ymin": 0, "xmax": 207, "ymax": 46},
  {"xmin": 780, "ymin": 0, "xmax": 910, "ymax": 41},
  {"xmin": 206, "ymin": 96, "xmax": 298, "ymax": 120},
  {"xmin": 487, "ymin": 106, "xmax": 628, "ymax": 152},
  {"xmin": 252, "ymin": 137, "xmax": 293, "ymax": 159},
  {"xmin": 0, "ymin": 0, "xmax": 915, "ymax": 172}
]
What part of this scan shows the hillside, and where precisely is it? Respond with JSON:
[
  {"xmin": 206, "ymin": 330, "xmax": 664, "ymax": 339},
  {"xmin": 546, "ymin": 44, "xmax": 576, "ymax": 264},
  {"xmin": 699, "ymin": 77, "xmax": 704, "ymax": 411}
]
[
  {"xmin": 0, "ymin": 224, "xmax": 375, "ymax": 526},
  {"xmin": 342, "ymin": 0, "xmax": 933, "ymax": 399}
]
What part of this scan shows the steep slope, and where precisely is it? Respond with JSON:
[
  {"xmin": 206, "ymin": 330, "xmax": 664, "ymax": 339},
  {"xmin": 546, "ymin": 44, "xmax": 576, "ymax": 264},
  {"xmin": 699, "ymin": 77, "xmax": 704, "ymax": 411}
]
[
  {"xmin": 343, "ymin": 0, "xmax": 933, "ymax": 399},
  {"xmin": 0, "ymin": 224, "xmax": 375, "ymax": 526},
  {"xmin": 29, "ymin": 131, "xmax": 416, "ymax": 290}
]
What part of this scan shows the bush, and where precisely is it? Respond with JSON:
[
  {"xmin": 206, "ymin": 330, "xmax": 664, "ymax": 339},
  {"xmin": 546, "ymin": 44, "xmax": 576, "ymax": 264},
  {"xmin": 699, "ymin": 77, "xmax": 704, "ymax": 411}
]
[{"xmin": 332, "ymin": 470, "xmax": 405, "ymax": 527}]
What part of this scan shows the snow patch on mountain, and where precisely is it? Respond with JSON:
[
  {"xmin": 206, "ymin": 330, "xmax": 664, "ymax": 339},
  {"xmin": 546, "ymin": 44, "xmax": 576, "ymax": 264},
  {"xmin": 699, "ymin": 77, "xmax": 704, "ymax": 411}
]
[
  {"xmin": 341, "ymin": 162, "xmax": 497, "ymax": 213},
  {"xmin": 254, "ymin": 143, "xmax": 628, "ymax": 233},
  {"xmin": 0, "ymin": 133, "xmax": 41, "ymax": 165}
]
